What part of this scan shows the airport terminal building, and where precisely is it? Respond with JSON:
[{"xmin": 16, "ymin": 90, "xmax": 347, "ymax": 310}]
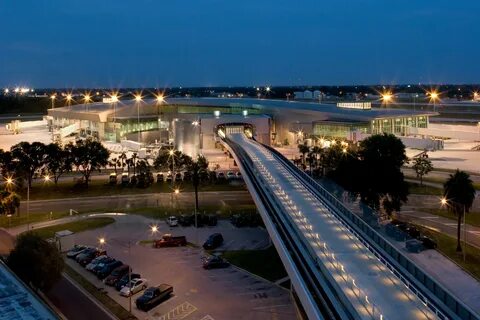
[{"xmin": 47, "ymin": 98, "xmax": 435, "ymax": 155}]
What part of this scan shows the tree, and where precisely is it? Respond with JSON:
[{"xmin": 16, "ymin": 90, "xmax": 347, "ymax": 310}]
[
  {"xmin": 109, "ymin": 157, "xmax": 121, "ymax": 175},
  {"xmin": 67, "ymin": 139, "xmax": 110, "ymax": 187},
  {"xmin": 443, "ymin": 170, "xmax": 476, "ymax": 252},
  {"xmin": 154, "ymin": 149, "xmax": 189, "ymax": 174},
  {"xmin": 7, "ymin": 233, "xmax": 64, "ymax": 291},
  {"xmin": 358, "ymin": 134, "xmax": 409, "ymax": 216},
  {"xmin": 44, "ymin": 143, "xmax": 72, "ymax": 185},
  {"xmin": 185, "ymin": 155, "xmax": 209, "ymax": 220},
  {"xmin": 0, "ymin": 190, "xmax": 20, "ymax": 216},
  {"xmin": 412, "ymin": 156, "xmax": 433, "ymax": 186},
  {"xmin": 0, "ymin": 149, "xmax": 15, "ymax": 179},
  {"xmin": 298, "ymin": 144, "xmax": 310, "ymax": 166},
  {"xmin": 10, "ymin": 142, "xmax": 47, "ymax": 188}
]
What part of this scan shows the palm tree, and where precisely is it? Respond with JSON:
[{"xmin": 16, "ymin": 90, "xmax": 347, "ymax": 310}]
[
  {"xmin": 443, "ymin": 170, "xmax": 476, "ymax": 252},
  {"xmin": 131, "ymin": 153, "xmax": 138, "ymax": 176},
  {"xmin": 185, "ymin": 155, "xmax": 209, "ymax": 226},
  {"xmin": 298, "ymin": 144, "xmax": 310, "ymax": 167}
]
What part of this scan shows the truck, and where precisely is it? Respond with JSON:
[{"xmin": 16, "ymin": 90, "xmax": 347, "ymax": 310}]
[
  {"xmin": 153, "ymin": 234, "xmax": 187, "ymax": 248},
  {"xmin": 136, "ymin": 284, "xmax": 173, "ymax": 311}
]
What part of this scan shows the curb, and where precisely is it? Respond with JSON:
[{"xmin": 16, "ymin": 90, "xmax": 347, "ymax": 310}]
[{"xmin": 62, "ymin": 272, "xmax": 119, "ymax": 320}]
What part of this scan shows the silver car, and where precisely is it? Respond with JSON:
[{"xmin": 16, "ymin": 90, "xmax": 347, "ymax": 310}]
[
  {"xmin": 120, "ymin": 278, "xmax": 148, "ymax": 297},
  {"xmin": 86, "ymin": 255, "xmax": 109, "ymax": 271}
]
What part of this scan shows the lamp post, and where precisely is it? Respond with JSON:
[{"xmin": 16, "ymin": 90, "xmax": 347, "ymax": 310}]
[
  {"xmin": 156, "ymin": 94, "xmax": 164, "ymax": 138},
  {"xmin": 134, "ymin": 94, "xmax": 142, "ymax": 143},
  {"xmin": 50, "ymin": 95, "xmax": 56, "ymax": 142},
  {"xmin": 83, "ymin": 93, "xmax": 91, "ymax": 112},
  {"xmin": 428, "ymin": 91, "xmax": 439, "ymax": 112},
  {"xmin": 111, "ymin": 93, "xmax": 119, "ymax": 141},
  {"xmin": 441, "ymin": 197, "xmax": 467, "ymax": 261},
  {"xmin": 66, "ymin": 93, "xmax": 72, "ymax": 109}
]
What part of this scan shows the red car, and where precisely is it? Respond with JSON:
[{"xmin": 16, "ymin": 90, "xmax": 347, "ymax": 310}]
[{"xmin": 153, "ymin": 234, "xmax": 187, "ymax": 248}]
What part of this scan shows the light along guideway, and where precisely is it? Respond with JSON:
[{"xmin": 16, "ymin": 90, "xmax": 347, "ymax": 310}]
[{"xmin": 224, "ymin": 132, "xmax": 467, "ymax": 320}]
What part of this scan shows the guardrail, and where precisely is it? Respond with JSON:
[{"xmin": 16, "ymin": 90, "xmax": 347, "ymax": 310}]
[
  {"xmin": 225, "ymin": 137, "xmax": 357, "ymax": 320},
  {"xmin": 264, "ymin": 144, "xmax": 479, "ymax": 320}
]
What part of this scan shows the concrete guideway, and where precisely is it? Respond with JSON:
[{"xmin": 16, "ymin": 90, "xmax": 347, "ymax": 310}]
[{"xmin": 228, "ymin": 133, "xmax": 439, "ymax": 320}]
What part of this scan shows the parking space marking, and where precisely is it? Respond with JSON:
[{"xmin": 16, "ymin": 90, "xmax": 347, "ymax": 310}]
[
  {"xmin": 155, "ymin": 301, "xmax": 197, "ymax": 320},
  {"xmin": 199, "ymin": 315, "xmax": 215, "ymax": 320}
]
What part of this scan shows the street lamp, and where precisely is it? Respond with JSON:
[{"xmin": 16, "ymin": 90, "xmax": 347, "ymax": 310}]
[
  {"xmin": 50, "ymin": 94, "xmax": 56, "ymax": 109},
  {"xmin": 110, "ymin": 93, "xmax": 119, "ymax": 139},
  {"xmin": 83, "ymin": 93, "xmax": 91, "ymax": 112},
  {"xmin": 428, "ymin": 90, "xmax": 440, "ymax": 112},
  {"xmin": 381, "ymin": 92, "xmax": 393, "ymax": 108},
  {"xmin": 441, "ymin": 197, "xmax": 467, "ymax": 261},
  {"xmin": 66, "ymin": 93, "xmax": 72, "ymax": 109},
  {"xmin": 134, "ymin": 94, "xmax": 143, "ymax": 142}
]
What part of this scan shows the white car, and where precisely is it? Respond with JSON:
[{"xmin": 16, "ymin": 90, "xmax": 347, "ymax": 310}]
[
  {"xmin": 226, "ymin": 171, "xmax": 236, "ymax": 180},
  {"xmin": 119, "ymin": 278, "xmax": 148, "ymax": 297},
  {"xmin": 167, "ymin": 216, "xmax": 178, "ymax": 227}
]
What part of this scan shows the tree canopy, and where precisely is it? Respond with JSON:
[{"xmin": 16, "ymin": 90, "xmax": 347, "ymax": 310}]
[
  {"xmin": 67, "ymin": 139, "xmax": 110, "ymax": 187},
  {"xmin": 7, "ymin": 232, "xmax": 64, "ymax": 291}
]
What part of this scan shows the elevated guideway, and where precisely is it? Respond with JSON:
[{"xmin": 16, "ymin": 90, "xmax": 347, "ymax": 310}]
[{"xmin": 223, "ymin": 132, "xmax": 478, "ymax": 320}]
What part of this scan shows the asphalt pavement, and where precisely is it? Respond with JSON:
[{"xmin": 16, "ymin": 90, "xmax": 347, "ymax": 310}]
[{"xmin": 21, "ymin": 191, "xmax": 254, "ymax": 214}]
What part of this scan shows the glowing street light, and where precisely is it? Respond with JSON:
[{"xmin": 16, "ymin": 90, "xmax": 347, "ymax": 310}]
[
  {"xmin": 381, "ymin": 92, "xmax": 393, "ymax": 108},
  {"xmin": 134, "ymin": 94, "xmax": 143, "ymax": 142},
  {"xmin": 428, "ymin": 90, "xmax": 440, "ymax": 112},
  {"xmin": 266, "ymin": 86, "xmax": 271, "ymax": 92},
  {"xmin": 440, "ymin": 197, "xmax": 467, "ymax": 261},
  {"xmin": 156, "ymin": 94, "xmax": 165, "ymax": 104},
  {"xmin": 192, "ymin": 120, "xmax": 199, "ymax": 126},
  {"xmin": 44, "ymin": 175, "xmax": 51, "ymax": 182},
  {"xmin": 174, "ymin": 188, "xmax": 180, "ymax": 195},
  {"xmin": 50, "ymin": 94, "xmax": 56, "ymax": 108},
  {"xmin": 151, "ymin": 225, "xmax": 158, "ymax": 234},
  {"xmin": 98, "ymin": 237, "xmax": 106, "ymax": 248}
]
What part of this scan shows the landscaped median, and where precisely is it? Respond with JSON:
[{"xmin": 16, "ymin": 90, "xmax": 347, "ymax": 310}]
[
  {"xmin": 64, "ymin": 264, "xmax": 137, "ymax": 320},
  {"xmin": 31, "ymin": 217, "xmax": 115, "ymax": 239}
]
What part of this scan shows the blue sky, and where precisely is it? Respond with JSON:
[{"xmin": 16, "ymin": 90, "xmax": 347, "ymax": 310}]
[{"xmin": 1, "ymin": 0, "xmax": 479, "ymax": 88}]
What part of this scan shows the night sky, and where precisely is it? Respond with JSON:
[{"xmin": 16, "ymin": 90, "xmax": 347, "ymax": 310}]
[{"xmin": 1, "ymin": 0, "xmax": 479, "ymax": 88}]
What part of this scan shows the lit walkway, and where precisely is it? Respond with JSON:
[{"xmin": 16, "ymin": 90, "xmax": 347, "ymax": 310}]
[{"xmin": 229, "ymin": 133, "xmax": 439, "ymax": 320}]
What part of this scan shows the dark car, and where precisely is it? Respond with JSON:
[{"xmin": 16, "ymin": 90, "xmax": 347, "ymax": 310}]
[
  {"xmin": 203, "ymin": 256, "xmax": 230, "ymax": 269},
  {"xmin": 136, "ymin": 284, "xmax": 173, "ymax": 311},
  {"xmin": 203, "ymin": 233, "xmax": 224, "ymax": 250},
  {"xmin": 153, "ymin": 234, "xmax": 187, "ymax": 248},
  {"xmin": 418, "ymin": 236, "xmax": 437, "ymax": 249},
  {"xmin": 76, "ymin": 248, "xmax": 106, "ymax": 266},
  {"xmin": 66, "ymin": 245, "xmax": 88, "ymax": 258},
  {"xmin": 97, "ymin": 260, "xmax": 123, "ymax": 279},
  {"xmin": 175, "ymin": 172, "xmax": 182, "ymax": 182},
  {"xmin": 178, "ymin": 214, "xmax": 193, "ymax": 227},
  {"xmin": 406, "ymin": 239, "xmax": 424, "ymax": 253},
  {"xmin": 157, "ymin": 173, "xmax": 164, "ymax": 183},
  {"xmin": 182, "ymin": 171, "xmax": 192, "ymax": 181},
  {"xmin": 115, "ymin": 273, "xmax": 141, "ymax": 291},
  {"xmin": 406, "ymin": 226, "xmax": 421, "ymax": 239},
  {"xmin": 204, "ymin": 214, "xmax": 217, "ymax": 227},
  {"xmin": 92, "ymin": 257, "xmax": 116, "ymax": 274},
  {"xmin": 104, "ymin": 265, "xmax": 131, "ymax": 286}
]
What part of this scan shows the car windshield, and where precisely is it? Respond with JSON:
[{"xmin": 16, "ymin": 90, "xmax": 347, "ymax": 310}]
[{"xmin": 143, "ymin": 290, "xmax": 154, "ymax": 298}]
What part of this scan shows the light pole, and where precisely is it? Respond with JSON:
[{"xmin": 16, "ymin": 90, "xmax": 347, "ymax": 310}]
[
  {"xmin": 134, "ymin": 94, "xmax": 142, "ymax": 143},
  {"xmin": 441, "ymin": 198, "xmax": 467, "ymax": 261},
  {"xmin": 428, "ymin": 91, "xmax": 439, "ymax": 112},
  {"xmin": 83, "ymin": 93, "xmax": 91, "ymax": 112},
  {"xmin": 50, "ymin": 95, "xmax": 56, "ymax": 142},
  {"xmin": 111, "ymin": 93, "xmax": 119, "ymax": 141},
  {"xmin": 66, "ymin": 93, "xmax": 72, "ymax": 110}
]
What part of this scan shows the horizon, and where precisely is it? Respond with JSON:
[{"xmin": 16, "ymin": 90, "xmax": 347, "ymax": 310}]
[{"xmin": 2, "ymin": 1, "xmax": 479, "ymax": 87}]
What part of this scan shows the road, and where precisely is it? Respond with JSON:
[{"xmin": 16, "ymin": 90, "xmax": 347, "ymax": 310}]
[
  {"xmin": 21, "ymin": 191, "xmax": 254, "ymax": 214},
  {"xmin": 46, "ymin": 275, "xmax": 115, "ymax": 320}
]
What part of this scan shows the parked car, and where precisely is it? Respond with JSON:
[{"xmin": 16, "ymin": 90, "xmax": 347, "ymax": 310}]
[
  {"xmin": 235, "ymin": 171, "xmax": 242, "ymax": 179},
  {"xmin": 203, "ymin": 256, "xmax": 230, "ymax": 269},
  {"xmin": 205, "ymin": 214, "xmax": 217, "ymax": 227},
  {"xmin": 175, "ymin": 172, "xmax": 182, "ymax": 182},
  {"xmin": 178, "ymin": 214, "xmax": 194, "ymax": 226},
  {"xmin": 76, "ymin": 248, "xmax": 106, "ymax": 266},
  {"xmin": 97, "ymin": 260, "xmax": 123, "ymax": 279},
  {"xmin": 136, "ymin": 284, "xmax": 173, "ymax": 311},
  {"xmin": 104, "ymin": 265, "xmax": 131, "ymax": 286},
  {"xmin": 109, "ymin": 173, "xmax": 117, "ymax": 185},
  {"xmin": 66, "ymin": 245, "xmax": 88, "ymax": 258},
  {"xmin": 406, "ymin": 239, "xmax": 424, "ymax": 253},
  {"xmin": 216, "ymin": 172, "xmax": 226, "ymax": 180},
  {"xmin": 406, "ymin": 226, "xmax": 421, "ymax": 239},
  {"xmin": 182, "ymin": 171, "xmax": 192, "ymax": 181},
  {"xmin": 166, "ymin": 216, "xmax": 178, "ymax": 227},
  {"xmin": 115, "ymin": 273, "xmax": 141, "ymax": 291},
  {"xmin": 226, "ymin": 171, "xmax": 236, "ymax": 180},
  {"xmin": 418, "ymin": 236, "xmax": 437, "ymax": 249},
  {"xmin": 121, "ymin": 173, "xmax": 129, "ymax": 185},
  {"xmin": 120, "ymin": 278, "xmax": 149, "ymax": 297},
  {"xmin": 156, "ymin": 173, "xmax": 164, "ymax": 183},
  {"xmin": 203, "ymin": 233, "xmax": 224, "ymax": 250},
  {"xmin": 92, "ymin": 257, "xmax": 116, "ymax": 274},
  {"xmin": 153, "ymin": 234, "xmax": 187, "ymax": 248},
  {"xmin": 86, "ymin": 255, "xmax": 110, "ymax": 272}
]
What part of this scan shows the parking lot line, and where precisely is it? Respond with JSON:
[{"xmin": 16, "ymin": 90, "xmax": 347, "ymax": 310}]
[{"xmin": 155, "ymin": 301, "xmax": 197, "ymax": 320}]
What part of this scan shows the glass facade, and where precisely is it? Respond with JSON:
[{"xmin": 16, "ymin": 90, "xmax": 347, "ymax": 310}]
[{"xmin": 314, "ymin": 115, "xmax": 429, "ymax": 139}]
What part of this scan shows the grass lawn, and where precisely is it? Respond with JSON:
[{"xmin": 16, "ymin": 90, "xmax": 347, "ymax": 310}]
[
  {"xmin": 418, "ymin": 208, "xmax": 480, "ymax": 228},
  {"xmin": 31, "ymin": 217, "xmax": 115, "ymax": 239},
  {"xmin": 126, "ymin": 204, "xmax": 257, "ymax": 220},
  {"xmin": 417, "ymin": 226, "xmax": 480, "ymax": 281},
  {"xmin": 64, "ymin": 264, "xmax": 136, "ymax": 320},
  {"xmin": 407, "ymin": 182, "xmax": 442, "ymax": 196},
  {"xmin": 0, "ymin": 211, "xmax": 70, "ymax": 229},
  {"xmin": 221, "ymin": 246, "xmax": 287, "ymax": 282},
  {"xmin": 17, "ymin": 179, "xmax": 246, "ymax": 201}
]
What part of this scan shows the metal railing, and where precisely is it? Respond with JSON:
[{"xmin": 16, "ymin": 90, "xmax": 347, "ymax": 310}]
[{"xmin": 264, "ymin": 144, "xmax": 479, "ymax": 320}]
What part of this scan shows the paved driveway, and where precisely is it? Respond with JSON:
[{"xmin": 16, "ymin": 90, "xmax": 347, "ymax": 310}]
[{"xmin": 67, "ymin": 214, "xmax": 295, "ymax": 320}]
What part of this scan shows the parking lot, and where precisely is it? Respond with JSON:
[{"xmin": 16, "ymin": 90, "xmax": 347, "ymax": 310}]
[{"xmin": 67, "ymin": 214, "xmax": 295, "ymax": 320}]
